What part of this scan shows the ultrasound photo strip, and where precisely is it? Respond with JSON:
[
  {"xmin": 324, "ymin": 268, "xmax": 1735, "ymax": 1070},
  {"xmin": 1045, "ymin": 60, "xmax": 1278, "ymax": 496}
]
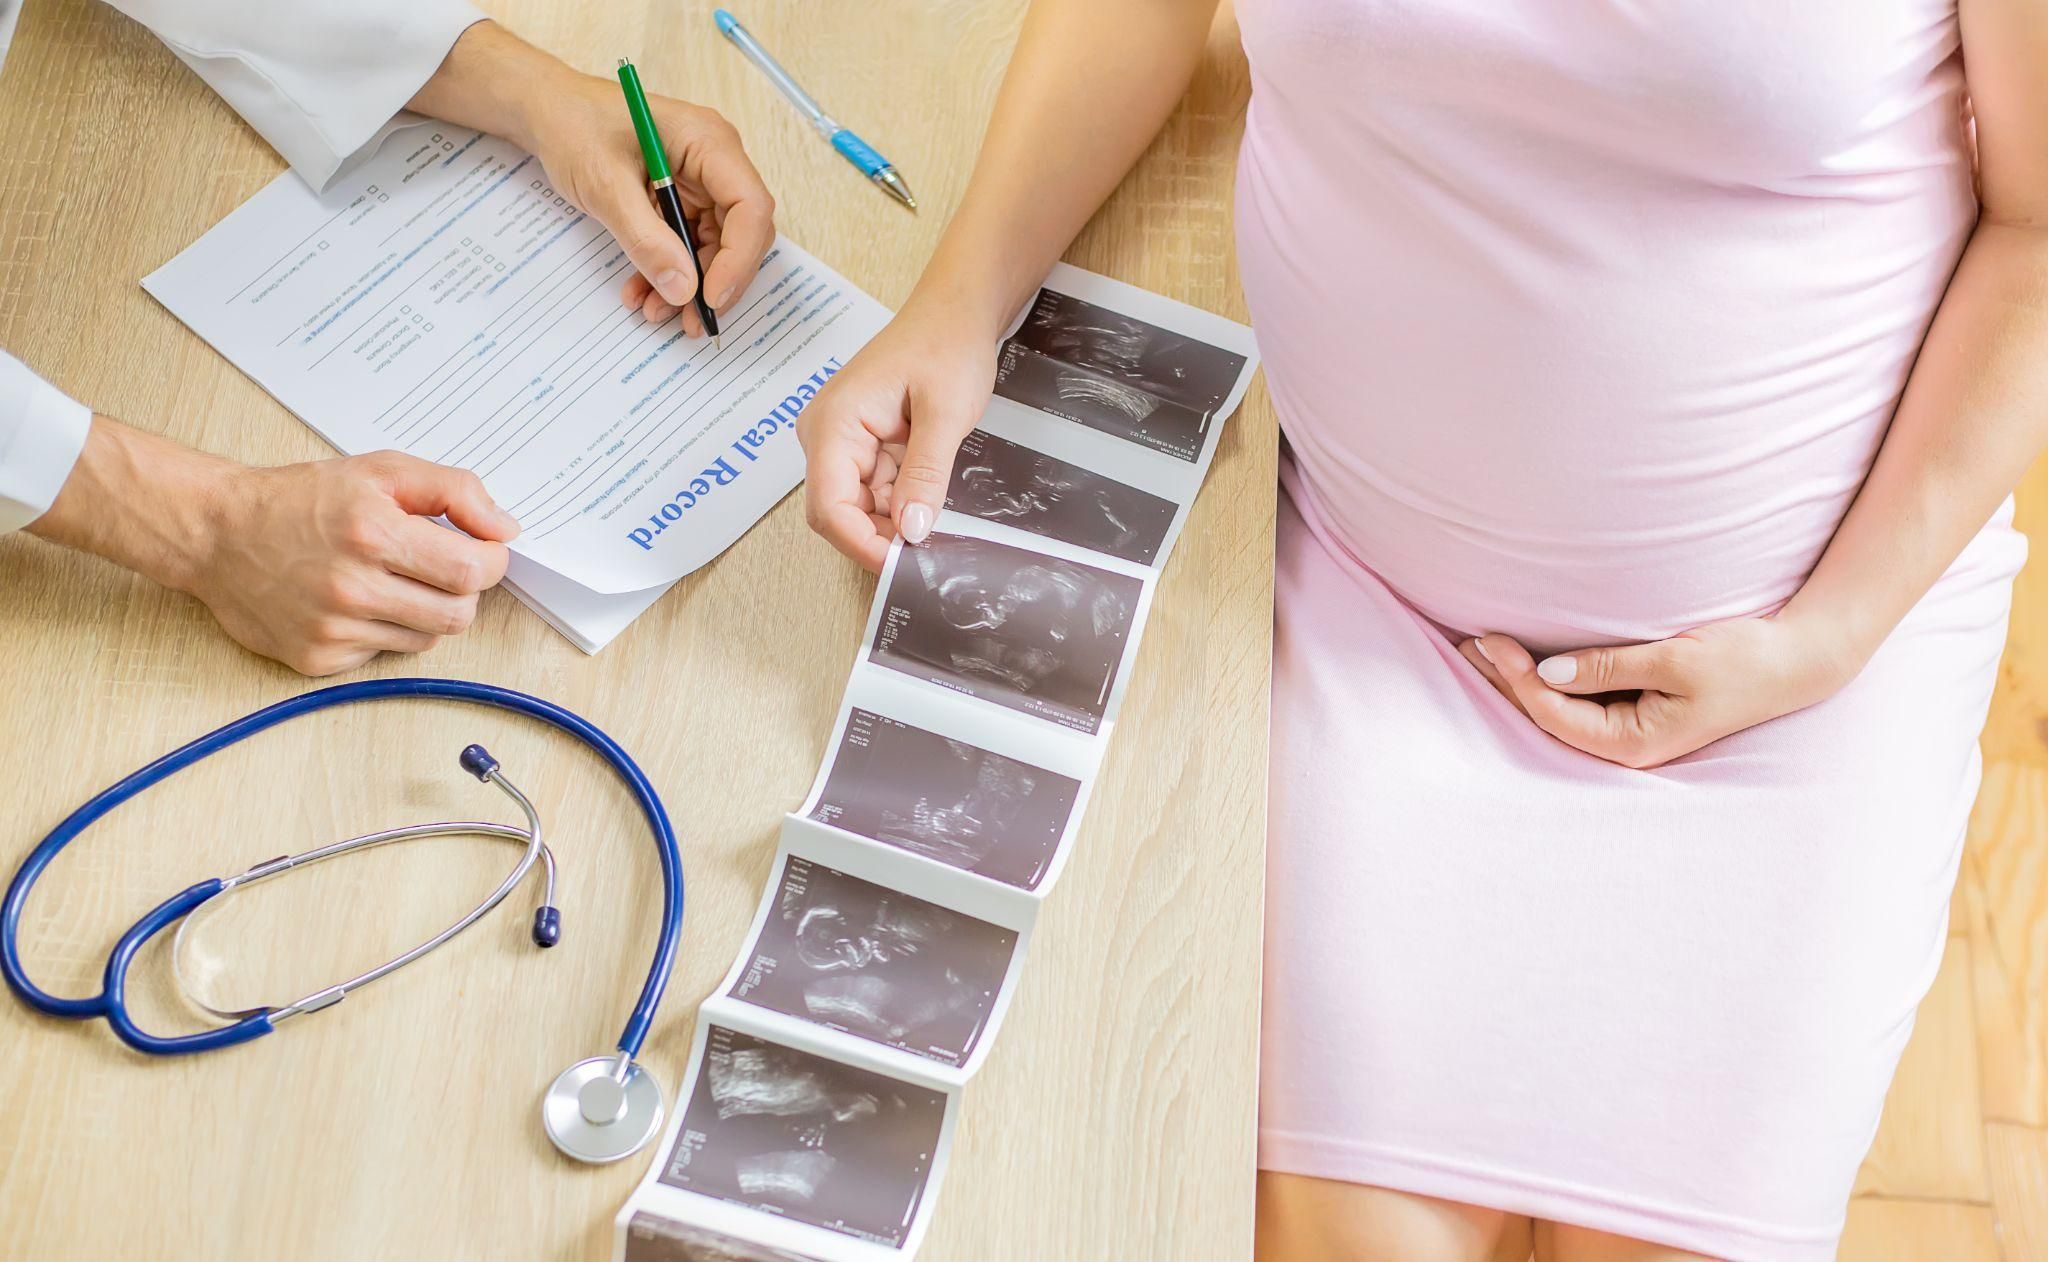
[
  {"xmin": 964, "ymin": 264, "xmax": 1259, "ymax": 578},
  {"xmin": 652, "ymin": 1022, "xmax": 958, "ymax": 1257},
  {"xmin": 720, "ymin": 846, "xmax": 1033, "ymax": 1074},
  {"xmin": 992, "ymin": 283, "xmax": 1250, "ymax": 465},
  {"xmin": 802, "ymin": 700, "xmax": 1089, "ymax": 893},
  {"xmin": 623, "ymin": 1213, "xmax": 827, "ymax": 1262},
  {"xmin": 612, "ymin": 264, "xmax": 1258, "ymax": 1262},
  {"xmin": 866, "ymin": 526, "xmax": 1154, "ymax": 738},
  {"xmin": 944, "ymin": 428, "xmax": 1179, "ymax": 566},
  {"xmin": 785, "ymin": 519, "xmax": 1155, "ymax": 935}
]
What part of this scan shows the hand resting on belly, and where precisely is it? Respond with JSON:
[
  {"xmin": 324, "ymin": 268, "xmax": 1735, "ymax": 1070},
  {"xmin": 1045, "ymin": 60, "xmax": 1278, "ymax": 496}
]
[{"xmin": 1457, "ymin": 612, "xmax": 1856, "ymax": 770}]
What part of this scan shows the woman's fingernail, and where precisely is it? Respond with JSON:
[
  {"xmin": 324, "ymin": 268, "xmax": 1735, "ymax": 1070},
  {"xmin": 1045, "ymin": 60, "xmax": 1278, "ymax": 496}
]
[
  {"xmin": 712, "ymin": 285, "xmax": 735, "ymax": 308},
  {"xmin": 496, "ymin": 507, "xmax": 521, "ymax": 535},
  {"xmin": 899, "ymin": 501, "xmax": 933, "ymax": 545},
  {"xmin": 1537, "ymin": 656, "xmax": 1578, "ymax": 685},
  {"xmin": 1472, "ymin": 638, "xmax": 1494, "ymax": 665},
  {"xmin": 654, "ymin": 269, "xmax": 692, "ymax": 304}
]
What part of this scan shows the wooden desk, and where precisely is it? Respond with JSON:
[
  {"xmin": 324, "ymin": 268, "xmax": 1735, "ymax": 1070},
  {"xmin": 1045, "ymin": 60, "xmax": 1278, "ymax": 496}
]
[{"xmin": 0, "ymin": 2, "xmax": 1274, "ymax": 1258}]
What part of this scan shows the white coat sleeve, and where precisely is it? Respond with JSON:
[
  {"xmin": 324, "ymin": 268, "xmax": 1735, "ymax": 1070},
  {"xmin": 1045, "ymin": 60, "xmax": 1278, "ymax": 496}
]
[
  {"xmin": 0, "ymin": 351, "xmax": 92, "ymax": 536},
  {"xmin": 101, "ymin": 0, "xmax": 488, "ymax": 191}
]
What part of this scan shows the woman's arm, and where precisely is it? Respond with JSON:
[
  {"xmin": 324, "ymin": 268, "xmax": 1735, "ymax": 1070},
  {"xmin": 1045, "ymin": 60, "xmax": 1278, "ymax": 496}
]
[
  {"xmin": 1462, "ymin": 0, "xmax": 2048, "ymax": 769},
  {"xmin": 798, "ymin": 0, "xmax": 1222, "ymax": 569},
  {"xmin": 911, "ymin": 0, "xmax": 1224, "ymax": 342},
  {"xmin": 1781, "ymin": 0, "xmax": 2048, "ymax": 650}
]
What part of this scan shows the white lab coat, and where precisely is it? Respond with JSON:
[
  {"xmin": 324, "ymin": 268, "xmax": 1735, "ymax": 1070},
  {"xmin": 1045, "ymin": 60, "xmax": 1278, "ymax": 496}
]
[
  {"xmin": 0, "ymin": 0, "xmax": 23, "ymax": 74},
  {"xmin": 0, "ymin": 0, "xmax": 485, "ymax": 534}
]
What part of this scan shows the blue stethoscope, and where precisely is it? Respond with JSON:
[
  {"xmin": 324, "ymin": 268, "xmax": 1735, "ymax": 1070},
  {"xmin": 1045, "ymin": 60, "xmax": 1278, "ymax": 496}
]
[{"xmin": 1, "ymin": 677, "xmax": 684, "ymax": 1165}]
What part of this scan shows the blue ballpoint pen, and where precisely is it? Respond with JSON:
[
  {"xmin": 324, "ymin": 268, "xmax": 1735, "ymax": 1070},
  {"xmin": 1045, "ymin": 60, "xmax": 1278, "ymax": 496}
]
[{"xmin": 713, "ymin": 9, "xmax": 918, "ymax": 211}]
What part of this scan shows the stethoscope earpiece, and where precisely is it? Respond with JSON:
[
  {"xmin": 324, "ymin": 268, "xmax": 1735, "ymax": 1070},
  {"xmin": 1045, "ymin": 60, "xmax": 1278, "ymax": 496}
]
[{"xmin": 532, "ymin": 904, "xmax": 562, "ymax": 947}]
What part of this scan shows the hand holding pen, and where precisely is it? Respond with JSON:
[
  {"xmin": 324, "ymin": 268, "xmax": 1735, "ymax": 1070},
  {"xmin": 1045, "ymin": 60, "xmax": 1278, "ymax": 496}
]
[
  {"xmin": 616, "ymin": 59, "xmax": 748, "ymax": 341},
  {"xmin": 407, "ymin": 23, "xmax": 776, "ymax": 336}
]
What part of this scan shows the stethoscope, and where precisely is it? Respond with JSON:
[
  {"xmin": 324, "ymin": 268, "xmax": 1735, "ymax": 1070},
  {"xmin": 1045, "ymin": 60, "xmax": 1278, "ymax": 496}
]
[{"xmin": 1, "ymin": 677, "xmax": 683, "ymax": 1165}]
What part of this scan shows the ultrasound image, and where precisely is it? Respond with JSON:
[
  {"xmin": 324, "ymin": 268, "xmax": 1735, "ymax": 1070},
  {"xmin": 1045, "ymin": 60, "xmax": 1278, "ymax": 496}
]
[
  {"xmin": 731, "ymin": 857, "xmax": 1018, "ymax": 1067},
  {"xmin": 810, "ymin": 709, "xmax": 1078, "ymax": 889},
  {"xmin": 662, "ymin": 1028, "xmax": 947, "ymax": 1248},
  {"xmin": 623, "ymin": 1214, "xmax": 822, "ymax": 1262},
  {"xmin": 946, "ymin": 429, "xmax": 1177, "ymax": 565},
  {"xmin": 870, "ymin": 532, "xmax": 1144, "ymax": 735},
  {"xmin": 993, "ymin": 288, "xmax": 1247, "ymax": 462}
]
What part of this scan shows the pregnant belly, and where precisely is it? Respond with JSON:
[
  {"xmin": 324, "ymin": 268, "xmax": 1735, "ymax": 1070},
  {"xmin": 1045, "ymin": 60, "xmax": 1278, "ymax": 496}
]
[
  {"xmin": 1243, "ymin": 214, "xmax": 1926, "ymax": 650},
  {"xmin": 1269, "ymin": 344, "xmax": 1890, "ymax": 653},
  {"xmin": 1230, "ymin": 89, "xmax": 1978, "ymax": 651},
  {"xmin": 1281, "ymin": 451, "xmax": 1848, "ymax": 654}
]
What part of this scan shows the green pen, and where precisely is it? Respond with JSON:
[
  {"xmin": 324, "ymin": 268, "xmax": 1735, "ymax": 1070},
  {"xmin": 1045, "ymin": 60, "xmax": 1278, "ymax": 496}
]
[{"xmin": 617, "ymin": 58, "xmax": 721, "ymax": 345}]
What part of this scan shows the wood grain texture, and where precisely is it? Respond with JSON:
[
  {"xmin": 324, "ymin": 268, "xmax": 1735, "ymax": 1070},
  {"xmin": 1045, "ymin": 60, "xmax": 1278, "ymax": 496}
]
[
  {"xmin": 1961, "ymin": 761, "xmax": 2048, "ymax": 1131},
  {"xmin": 1985, "ymin": 1123, "xmax": 2048, "ymax": 1262},
  {"xmin": 1965, "ymin": 434, "xmax": 2048, "ymax": 1138},
  {"xmin": 0, "ymin": 3, "xmax": 1274, "ymax": 1260},
  {"xmin": 1839, "ymin": 1199, "xmax": 2003, "ymax": 1262}
]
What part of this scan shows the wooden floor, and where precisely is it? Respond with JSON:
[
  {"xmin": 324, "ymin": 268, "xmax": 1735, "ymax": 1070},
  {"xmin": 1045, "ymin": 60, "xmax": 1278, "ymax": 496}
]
[{"xmin": 1837, "ymin": 466, "xmax": 2048, "ymax": 1261}]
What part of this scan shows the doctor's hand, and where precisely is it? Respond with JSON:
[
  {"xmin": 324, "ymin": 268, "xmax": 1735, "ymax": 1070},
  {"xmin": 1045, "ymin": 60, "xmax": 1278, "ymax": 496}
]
[
  {"xmin": 183, "ymin": 451, "xmax": 519, "ymax": 676},
  {"xmin": 1455, "ymin": 614, "xmax": 1863, "ymax": 769},
  {"xmin": 410, "ymin": 23, "xmax": 777, "ymax": 336},
  {"xmin": 798, "ymin": 296, "xmax": 998, "ymax": 571},
  {"xmin": 32, "ymin": 422, "xmax": 517, "ymax": 677}
]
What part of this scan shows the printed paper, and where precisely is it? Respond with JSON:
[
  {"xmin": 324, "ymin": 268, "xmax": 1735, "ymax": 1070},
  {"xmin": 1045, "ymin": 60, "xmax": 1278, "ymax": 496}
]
[{"xmin": 144, "ymin": 126, "xmax": 890, "ymax": 649}]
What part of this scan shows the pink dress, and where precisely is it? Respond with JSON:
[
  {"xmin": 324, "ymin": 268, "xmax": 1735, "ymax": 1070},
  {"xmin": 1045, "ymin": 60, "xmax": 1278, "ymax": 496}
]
[{"xmin": 1237, "ymin": 2, "xmax": 2025, "ymax": 1257}]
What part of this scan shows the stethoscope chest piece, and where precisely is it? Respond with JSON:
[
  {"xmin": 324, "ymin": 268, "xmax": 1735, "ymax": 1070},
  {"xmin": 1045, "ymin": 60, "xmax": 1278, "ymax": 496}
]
[{"xmin": 543, "ymin": 1054, "xmax": 664, "ymax": 1164}]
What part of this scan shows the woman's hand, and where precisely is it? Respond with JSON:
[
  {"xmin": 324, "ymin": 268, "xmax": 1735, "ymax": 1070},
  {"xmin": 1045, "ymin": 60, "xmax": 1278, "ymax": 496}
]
[
  {"xmin": 783, "ymin": 0, "xmax": 1229, "ymax": 572},
  {"xmin": 797, "ymin": 294, "xmax": 1000, "ymax": 571},
  {"xmin": 1455, "ymin": 613, "xmax": 1864, "ymax": 769},
  {"xmin": 411, "ymin": 23, "xmax": 777, "ymax": 334}
]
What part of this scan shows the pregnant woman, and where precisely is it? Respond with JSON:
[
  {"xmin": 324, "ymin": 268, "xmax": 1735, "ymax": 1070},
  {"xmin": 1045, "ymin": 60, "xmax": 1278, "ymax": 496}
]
[{"xmin": 798, "ymin": 2, "xmax": 2048, "ymax": 1258}]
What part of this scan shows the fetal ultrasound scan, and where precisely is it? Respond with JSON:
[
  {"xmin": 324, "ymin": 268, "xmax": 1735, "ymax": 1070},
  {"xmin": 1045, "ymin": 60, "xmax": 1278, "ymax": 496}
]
[
  {"xmin": 731, "ymin": 856, "xmax": 1019, "ymax": 1067},
  {"xmin": 662, "ymin": 1028, "xmax": 947, "ymax": 1248},
  {"xmin": 993, "ymin": 288, "xmax": 1248, "ymax": 462},
  {"xmin": 870, "ymin": 532, "xmax": 1145, "ymax": 734},
  {"xmin": 945, "ymin": 429, "xmax": 1178, "ymax": 565},
  {"xmin": 809, "ymin": 709, "xmax": 1079, "ymax": 889},
  {"xmin": 622, "ymin": 1214, "xmax": 822, "ymax": 1262}
]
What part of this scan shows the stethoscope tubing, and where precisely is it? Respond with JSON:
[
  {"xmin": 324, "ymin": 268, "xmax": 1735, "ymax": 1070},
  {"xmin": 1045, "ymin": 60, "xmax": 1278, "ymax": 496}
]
[
  {"xmin": 2, "ymin": 677, "xmax": 682, "ymax": 1060},
  {"xmin": 104, "ymin": 878, "xmax": 272, "ymax": 1054}
]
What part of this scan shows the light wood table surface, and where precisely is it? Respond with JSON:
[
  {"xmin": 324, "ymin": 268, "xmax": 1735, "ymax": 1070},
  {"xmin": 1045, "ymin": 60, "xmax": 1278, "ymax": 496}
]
[{"xmin": 0, "ymin": 2, "xmax": 1274, "ymax": 1259}]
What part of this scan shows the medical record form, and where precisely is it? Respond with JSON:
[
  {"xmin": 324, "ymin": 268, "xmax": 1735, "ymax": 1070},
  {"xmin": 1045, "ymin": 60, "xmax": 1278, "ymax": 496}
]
[{"xmin": 144, "ymin": 124, "xmax": 891, "ymax": 651}]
